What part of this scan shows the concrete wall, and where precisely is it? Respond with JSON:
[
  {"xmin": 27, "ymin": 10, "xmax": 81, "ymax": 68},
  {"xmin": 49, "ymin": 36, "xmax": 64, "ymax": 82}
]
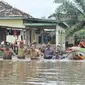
[
  {"xmin": 0, "ymin": 19, "xmax": 25, "ymax": 28},
  {"xmin": 56, "ymin": 25, "xmax": 66, "ymax": 51},
  {"xmin": 31, "ymin": 30, "xmax": 39, "ymax": 44},
  {"xmin": 66, "ymin": 36, "xmax": 74, "ymax": 44}
]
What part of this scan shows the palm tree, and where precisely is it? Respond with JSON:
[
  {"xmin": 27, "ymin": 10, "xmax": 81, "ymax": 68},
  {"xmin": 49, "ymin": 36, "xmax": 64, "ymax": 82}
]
[{"xmin": 49, "ymin": 0, "xmax": 85, "ymax": 36}]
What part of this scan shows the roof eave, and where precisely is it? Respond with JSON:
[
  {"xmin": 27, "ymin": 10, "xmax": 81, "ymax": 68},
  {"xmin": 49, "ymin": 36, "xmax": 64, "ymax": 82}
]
[
  {"xmin": 24, "ymin": 23, "xmax": 56, "ymax": 27},
  {"xmin": 0, "ymin": 16, "xmax": 28, "ymax": 19},
  {"xmin": 26, "ymin": 18, "xmax": 57, "ymax": 23}
]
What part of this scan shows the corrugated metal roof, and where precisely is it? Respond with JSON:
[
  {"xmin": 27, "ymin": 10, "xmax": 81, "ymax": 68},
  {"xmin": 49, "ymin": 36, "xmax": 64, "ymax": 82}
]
[{"xmin": 0, "ymin": 1, "xmax": 33, "ymax": 18}]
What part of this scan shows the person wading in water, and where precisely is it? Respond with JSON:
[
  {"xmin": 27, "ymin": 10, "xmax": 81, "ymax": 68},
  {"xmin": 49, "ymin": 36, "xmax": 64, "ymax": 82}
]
[
  {"xmin": 29, "ymin": 44, "xmax": 41, "ymax": 60},
  {"xmin": 44, "ymin": 43, "xmax": 54, "ymax": 59},
  {"xmin": 18, "ymin": 41, "xmax": 25, "ymax": 59},
  {"xmin": 3, "ymin": 44, "xmax": 16, "ymax": 59}
]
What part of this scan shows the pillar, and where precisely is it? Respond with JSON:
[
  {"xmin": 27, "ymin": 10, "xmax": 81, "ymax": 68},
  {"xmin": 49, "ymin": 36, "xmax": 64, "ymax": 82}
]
[
  {"xmin": 56, "ymin": 25, "xmax": 59, "ymax": 49},
  {"xmin": 20, "ymin": 30, "xmax": 24, "ymax": 40},
  {"xmin": 41, "ymin": 34, "xmax": 44, "ymax": 44},
  {"xmin": 62, "ymin": 31, "xmax": 66, "ymax": 51},
  {"xmin": 30, "ymin": 29, "xmax": 32, "ymax": 43},
  {"xmin": 25, "ymin": 29, "xmax": 29, "ymax": 45},
  {"xmin": 0, "ymin": 28, "xmax": 6, "ymax": 44}
]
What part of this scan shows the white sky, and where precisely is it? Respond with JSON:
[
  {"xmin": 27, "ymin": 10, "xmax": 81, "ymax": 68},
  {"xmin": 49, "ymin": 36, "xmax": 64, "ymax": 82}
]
[{"xmin": 3, "ymin": 0, "xmax": 60, "ymax": 18}]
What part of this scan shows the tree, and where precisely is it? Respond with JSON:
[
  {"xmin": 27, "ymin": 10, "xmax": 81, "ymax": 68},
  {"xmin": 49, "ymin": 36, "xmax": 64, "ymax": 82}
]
[{"xmin": 49, "ymin": 0, "xmax": 85, "ymax": 39}]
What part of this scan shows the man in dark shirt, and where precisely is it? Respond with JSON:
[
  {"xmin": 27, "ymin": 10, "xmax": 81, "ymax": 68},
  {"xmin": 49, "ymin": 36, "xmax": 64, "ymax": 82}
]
[{"xmin": 44, "ymin": 43, "xmax": 54, "ymax": 59}]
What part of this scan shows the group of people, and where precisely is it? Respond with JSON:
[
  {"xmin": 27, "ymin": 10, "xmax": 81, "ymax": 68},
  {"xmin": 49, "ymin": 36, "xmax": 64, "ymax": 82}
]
[
  {"xmin": 0, "ymin": 40, "xmax": 61, "ymax": 60},
  {"xmin": 0, "ymin": 40, "xmax": 84, "ymax": 60}
]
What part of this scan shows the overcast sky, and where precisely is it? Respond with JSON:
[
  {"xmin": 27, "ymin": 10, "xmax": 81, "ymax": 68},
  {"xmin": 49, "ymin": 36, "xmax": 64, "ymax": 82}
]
[{"xmin": 4, "ymin": 0, "xmax": 60, "ymax": 18}]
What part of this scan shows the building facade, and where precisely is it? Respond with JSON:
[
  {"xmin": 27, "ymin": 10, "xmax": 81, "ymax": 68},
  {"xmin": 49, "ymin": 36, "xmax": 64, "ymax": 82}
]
[{"xmin": 0, "ymin": 1, "xmax": 67, "ymax": 50}]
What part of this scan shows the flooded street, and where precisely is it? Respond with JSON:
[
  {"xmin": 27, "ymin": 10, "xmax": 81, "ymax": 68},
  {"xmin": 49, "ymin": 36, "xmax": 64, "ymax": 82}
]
[{"xmin": 0, "ymin": 60, "xmax": 85, "ymax": 85}]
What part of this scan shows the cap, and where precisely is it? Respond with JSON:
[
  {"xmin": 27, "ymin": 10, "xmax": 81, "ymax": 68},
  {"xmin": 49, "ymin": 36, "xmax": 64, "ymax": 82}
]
[{"xmin": 20, "ymin": 40, "xmax": 24, "ymax": 44}]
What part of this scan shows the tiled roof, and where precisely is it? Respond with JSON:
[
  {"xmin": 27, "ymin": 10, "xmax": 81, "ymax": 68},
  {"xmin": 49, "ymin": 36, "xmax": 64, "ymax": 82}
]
[{"xmin": 0, "ymin": 1, "xmax": 33, "ymax": 18}]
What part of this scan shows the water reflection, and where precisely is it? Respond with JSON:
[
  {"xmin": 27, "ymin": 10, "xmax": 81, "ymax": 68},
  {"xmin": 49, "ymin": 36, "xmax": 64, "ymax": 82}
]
[{"xmin": 0, "ymin": 60, "xmax": 85, "ymax": 85}]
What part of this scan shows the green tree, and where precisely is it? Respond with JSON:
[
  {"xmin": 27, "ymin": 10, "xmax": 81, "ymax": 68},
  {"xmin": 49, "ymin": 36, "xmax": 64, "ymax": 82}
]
[{"xmin": 49, "ymin": 0, "xmax": 85, "ymax": 42}]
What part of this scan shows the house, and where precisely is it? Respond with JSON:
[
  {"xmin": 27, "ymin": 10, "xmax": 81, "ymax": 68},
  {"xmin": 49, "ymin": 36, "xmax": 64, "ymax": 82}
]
[
  {"xmin": 0, "ymin": 1, "xmax": 68, "ymax": 51},
  {"xmin": 0, "ymin": 1, "xmax": 32, "ymax": 44},
  {"xmin": 23, "ymin": 18, "xmax": 68, "ymax": 50}
]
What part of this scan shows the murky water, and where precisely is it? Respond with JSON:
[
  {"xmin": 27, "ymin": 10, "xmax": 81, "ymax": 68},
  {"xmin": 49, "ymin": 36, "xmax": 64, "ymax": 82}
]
[{"xmin": 0, "ymin": 60, "xmax": 85, "ymax": 85}]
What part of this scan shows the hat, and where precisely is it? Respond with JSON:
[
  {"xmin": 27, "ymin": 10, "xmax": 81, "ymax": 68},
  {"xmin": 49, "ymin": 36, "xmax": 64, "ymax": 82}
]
[{"xmin": 20, "ymin": 41, "xmax": 24, "ymax": 44}]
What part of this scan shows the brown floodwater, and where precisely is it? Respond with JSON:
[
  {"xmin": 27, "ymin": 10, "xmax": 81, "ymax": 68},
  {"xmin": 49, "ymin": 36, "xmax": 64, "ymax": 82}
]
[{"xmin": 0, "ymin": 60, "xmax": 85, "ymax": 85}]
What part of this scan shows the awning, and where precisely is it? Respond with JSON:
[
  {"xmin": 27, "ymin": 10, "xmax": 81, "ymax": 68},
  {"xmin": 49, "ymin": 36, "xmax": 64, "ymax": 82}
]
[{"xmin": 24, "ymin": 23, "xmax": 57, "ymax": 27}]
